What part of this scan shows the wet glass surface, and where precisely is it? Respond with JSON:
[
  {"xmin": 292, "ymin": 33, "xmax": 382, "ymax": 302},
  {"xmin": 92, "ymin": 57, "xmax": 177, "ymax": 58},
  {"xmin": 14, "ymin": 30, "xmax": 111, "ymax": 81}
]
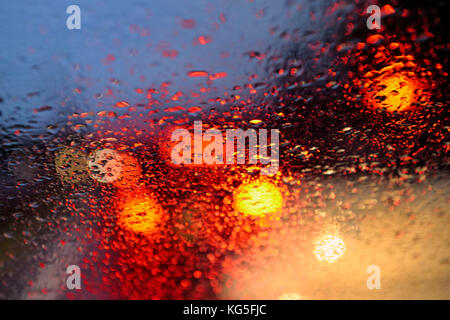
[{"xmin": 0, "ymin": 0, "xmax": 448, "ymax": 299}]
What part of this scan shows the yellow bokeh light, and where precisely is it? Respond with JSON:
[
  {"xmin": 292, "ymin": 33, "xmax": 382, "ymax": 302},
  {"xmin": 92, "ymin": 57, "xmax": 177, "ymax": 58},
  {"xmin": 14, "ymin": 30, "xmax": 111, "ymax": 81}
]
[
  {"xmin": 313, "ymin": 233, "xmax": 345, "ymax": 263},
  {"xmin": 367, "ymin": 73, "xmax": 418, "ymax": 112},
  {"xmin": 233, "ymin": 179, "xmax": 283, "ymax": 217},
  {"xmin": 54, "ymin": 146, "xmax": 89, "ymax": 183},
  {"xmin": 117, "ymin": 196, "xmax": 162, "ymax": 234}
]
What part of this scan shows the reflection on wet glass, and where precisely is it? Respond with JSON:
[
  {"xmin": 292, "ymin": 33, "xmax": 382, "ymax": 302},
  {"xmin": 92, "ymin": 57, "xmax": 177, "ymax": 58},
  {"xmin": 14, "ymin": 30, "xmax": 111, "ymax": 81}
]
[{"xmin": 0, "ymin": 0, "xmax": 448, "ymax": 300}]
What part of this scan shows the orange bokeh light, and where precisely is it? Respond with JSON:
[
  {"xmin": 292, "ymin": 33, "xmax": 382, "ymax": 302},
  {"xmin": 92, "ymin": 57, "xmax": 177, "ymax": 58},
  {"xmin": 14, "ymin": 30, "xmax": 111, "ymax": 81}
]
[
  {"xmin": 366, "ymin": 73, "xmax": 420, "ymax": 112},
  {"xmin": 233, "ymin": 179, "xmax": 283, "ymax": 217},
  {"xmin": 117, "ymin": 196, "xmax": 163, "ymax": 234}
]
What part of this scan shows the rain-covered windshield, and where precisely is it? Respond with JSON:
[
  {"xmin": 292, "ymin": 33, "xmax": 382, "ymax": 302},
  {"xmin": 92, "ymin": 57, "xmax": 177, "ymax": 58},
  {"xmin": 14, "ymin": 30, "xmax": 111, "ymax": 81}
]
[{"xmin": 0, "ymin": 0, "xmax": 448, "ymax": 299}]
